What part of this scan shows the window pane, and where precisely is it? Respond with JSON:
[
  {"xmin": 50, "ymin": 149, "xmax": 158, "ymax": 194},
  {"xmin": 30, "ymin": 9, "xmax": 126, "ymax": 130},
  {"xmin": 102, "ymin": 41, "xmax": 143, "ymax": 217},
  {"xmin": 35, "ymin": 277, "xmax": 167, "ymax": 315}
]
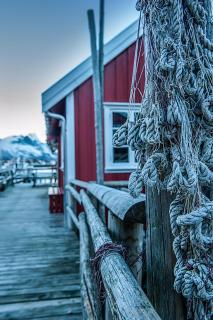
[
  {"xmin": 112, "ymin": 112, "xmax": 127, "ymax": 128},
  {"xmin": 113, "ymin": 147, "xmax": 129, "ymax": 163}
]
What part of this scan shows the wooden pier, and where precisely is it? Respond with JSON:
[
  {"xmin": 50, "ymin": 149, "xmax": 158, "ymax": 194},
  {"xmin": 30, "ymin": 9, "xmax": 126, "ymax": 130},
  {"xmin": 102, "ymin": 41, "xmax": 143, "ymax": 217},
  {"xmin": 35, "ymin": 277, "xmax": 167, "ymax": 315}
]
[{"xmin": 0, "ymin": 184, "xmax": 82, "ymax": 319}]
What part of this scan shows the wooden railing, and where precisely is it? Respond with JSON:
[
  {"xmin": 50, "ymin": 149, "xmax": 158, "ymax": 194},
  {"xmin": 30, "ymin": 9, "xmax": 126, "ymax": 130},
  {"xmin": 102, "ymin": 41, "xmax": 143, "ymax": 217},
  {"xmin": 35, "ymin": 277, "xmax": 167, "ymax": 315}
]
[
  {"xmin": 65, "ymin": 179, "xmax": 160, "ymax": 320},
  {"xmin": 13, "ymin": 165, "xmax": 57, "ymax": 186},
  {"xmin": 32, "ymin": 165, "xmax": 57, "ymax": 187}
]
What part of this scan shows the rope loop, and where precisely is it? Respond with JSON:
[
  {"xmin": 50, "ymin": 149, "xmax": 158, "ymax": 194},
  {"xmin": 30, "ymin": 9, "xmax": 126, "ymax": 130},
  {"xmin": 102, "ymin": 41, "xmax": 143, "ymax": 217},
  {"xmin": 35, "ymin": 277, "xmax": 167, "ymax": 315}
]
[{"xmin": 91, "ymin": 242, "xmax": 127, "ymax": 302}]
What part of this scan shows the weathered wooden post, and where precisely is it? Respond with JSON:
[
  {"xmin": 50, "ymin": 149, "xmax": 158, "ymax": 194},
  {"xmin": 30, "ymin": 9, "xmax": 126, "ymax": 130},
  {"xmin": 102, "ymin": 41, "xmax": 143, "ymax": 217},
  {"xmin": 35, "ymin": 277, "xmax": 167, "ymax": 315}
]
[
  {"xmin": 66, "ymin": 187, "xmax": 73, "ymax": 230},
  {"xmin": 99, "ymin": 0, "xmax": 104, "ymax": 104},
  {"xmin": 141, "ymin": 5, "xmax": 185, "ymax": 318},
  {"xmin": 204, "ymin": 0, "xmax": 213, "ymax": 39},
  {"xmin": 145, "ymin": 188, "xmax": 185, "ymax": 319},
  {"xmin": 87, "ymin": 8, "xmax": 104, "ymax": 186},
  {"xmin": 65, "ymin": 185, "xmax": 79, "ymax": 231},
  {"xmin": 108, "ymin": 210, "xmax": 144, "ymax": 284}
]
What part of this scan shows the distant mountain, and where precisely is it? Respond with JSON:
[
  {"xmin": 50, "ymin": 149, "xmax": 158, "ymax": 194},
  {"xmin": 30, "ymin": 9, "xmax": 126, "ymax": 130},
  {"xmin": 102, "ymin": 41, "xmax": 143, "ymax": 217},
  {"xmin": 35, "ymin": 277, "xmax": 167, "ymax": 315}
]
[{"xmin": 0, "ymin": 134, "xmax": 56, "ymax": 162}]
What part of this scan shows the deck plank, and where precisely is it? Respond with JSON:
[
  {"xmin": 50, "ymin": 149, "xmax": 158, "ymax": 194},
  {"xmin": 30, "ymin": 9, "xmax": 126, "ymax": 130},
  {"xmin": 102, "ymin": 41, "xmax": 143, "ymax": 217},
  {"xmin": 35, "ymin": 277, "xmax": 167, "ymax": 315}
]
[{"xmin": 0, "ymin": 184, "xmax": 82, "ymax": 319}]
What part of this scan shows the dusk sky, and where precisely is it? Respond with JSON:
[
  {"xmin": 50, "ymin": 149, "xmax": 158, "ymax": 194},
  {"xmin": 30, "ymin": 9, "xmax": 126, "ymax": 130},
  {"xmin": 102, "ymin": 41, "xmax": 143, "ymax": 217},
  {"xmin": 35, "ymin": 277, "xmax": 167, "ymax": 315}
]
[{"xmin": 0, "ymin": 0, "xmax": 139, "ymax": 141}]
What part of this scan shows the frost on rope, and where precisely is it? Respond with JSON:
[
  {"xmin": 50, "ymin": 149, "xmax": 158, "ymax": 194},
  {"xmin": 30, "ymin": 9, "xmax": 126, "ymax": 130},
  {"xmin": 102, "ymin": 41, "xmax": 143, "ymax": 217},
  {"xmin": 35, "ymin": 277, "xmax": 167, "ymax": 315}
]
[{"xmin": 113, "ymin": 0, "xmax": 213, "ymax": 319}]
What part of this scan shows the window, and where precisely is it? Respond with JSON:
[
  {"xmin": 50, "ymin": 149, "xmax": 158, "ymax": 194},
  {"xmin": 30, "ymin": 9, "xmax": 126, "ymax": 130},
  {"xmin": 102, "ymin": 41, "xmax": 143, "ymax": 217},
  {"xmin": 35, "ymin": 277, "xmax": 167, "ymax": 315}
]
[{"xmin": 104, "ymin": 103, "xmax": 141, "ymax": 172}]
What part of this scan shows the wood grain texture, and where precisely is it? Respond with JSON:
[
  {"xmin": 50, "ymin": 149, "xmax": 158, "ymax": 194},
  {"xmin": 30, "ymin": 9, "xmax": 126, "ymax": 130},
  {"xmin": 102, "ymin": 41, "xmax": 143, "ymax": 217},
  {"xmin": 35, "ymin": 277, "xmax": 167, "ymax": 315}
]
[
  {"xmin": 0, "ymin": 184, "xmax": 82, "ymax": 319},
  {"xmin": 66, "ymin": 206, "xmax": 80, "ymax": 230},
  {"xmin": 108, "ymin": 211, "xmax": 144, "ymax": 283},
  {"xmin": 80, "ymin": 189, "xmax": 160, "ymax": 320},
  {"xmin": 65, "ymin": 185, "xmax": 81, "ymax": 204},
  {"xmin": 87, "ymin": 9, "xmax": 104, "ymax": 185},
  {"xmin": 79, "ymin": 213, "xmax": 102, "ymax": 320},
  {"xmin": 146, "ymin": 187, "xmax": 186, "ymax": 320},
  {"xmin": 87, "ymin": 183, "xmax": 146, "ymax": 223},
  {"xmin": 70, "ymin": 179, "xmax": 89, "ymax": 190}
]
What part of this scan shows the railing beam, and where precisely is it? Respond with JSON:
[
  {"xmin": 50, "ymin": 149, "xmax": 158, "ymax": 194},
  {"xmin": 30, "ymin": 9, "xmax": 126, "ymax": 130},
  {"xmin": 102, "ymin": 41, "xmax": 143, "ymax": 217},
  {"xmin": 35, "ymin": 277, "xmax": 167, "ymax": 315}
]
[
  {"xmin": 66, "ymin": 206, "xmax": 79, "ymax": 230},
  {"xmin": 87, "ymin": 183, "xmax": 145, "ymax": 223},
  {"xmin": 65, "ymin": 185, "xmax": 81, "ymax": 204},
  {"xmin": 79, "ymin": 212, "xmax": 102, "ymax": 320},
  {"xmin": 80, "ymin": 189, "xmax": 160, "ymax": 320},
  {"xmin": 70, "ymin": 179, "xmax": 89, "ymax": 190}
]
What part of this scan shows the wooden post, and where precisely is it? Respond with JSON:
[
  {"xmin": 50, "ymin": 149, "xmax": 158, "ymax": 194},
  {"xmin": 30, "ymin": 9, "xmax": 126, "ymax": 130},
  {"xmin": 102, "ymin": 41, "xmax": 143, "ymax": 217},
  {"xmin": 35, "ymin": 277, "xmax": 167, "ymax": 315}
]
[
  {"xmin": 66, "ymin": 190, "xmax": 73, "ymax": 230},
  {"xmin": 142, "ymin": 11, "xmax": 186, "ymax": 320},
  {"xmin": 99, "ymin": 0, "xmax": 104, "ymax": 101},
  {"xmin": 87, "ymin": 9, "xmax": 104, "ymax": 186},
  {"xmin": 146, "ymin": 188, "xmax": 185, "ymax": 319},
  {"xmin": 108, "ymin": 210, "xmax": 144, "ymax": 284},
  {"xmin": 204, "ymin": 0, "xmax": 213, "ymax": 40},
  {"xmin": 66, "ymin": 186, "xmax": 78, "ymax": 232}
]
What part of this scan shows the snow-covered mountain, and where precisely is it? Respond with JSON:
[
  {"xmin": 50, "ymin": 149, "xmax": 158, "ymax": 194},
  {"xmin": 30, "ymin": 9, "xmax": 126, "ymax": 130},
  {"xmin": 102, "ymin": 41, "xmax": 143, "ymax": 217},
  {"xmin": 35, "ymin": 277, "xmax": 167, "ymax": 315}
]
[{"xmin": 0, "ymin": 134, "xmax": 56, "ymax": 162}]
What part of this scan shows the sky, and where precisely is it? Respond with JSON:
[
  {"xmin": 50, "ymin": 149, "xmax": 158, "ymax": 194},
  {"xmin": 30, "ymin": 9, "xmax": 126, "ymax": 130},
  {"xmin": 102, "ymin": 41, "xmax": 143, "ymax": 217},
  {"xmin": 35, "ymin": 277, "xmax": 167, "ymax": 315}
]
[{"xmin": 0, "ymin": 0, "xmax": 139, "ymax": 142}]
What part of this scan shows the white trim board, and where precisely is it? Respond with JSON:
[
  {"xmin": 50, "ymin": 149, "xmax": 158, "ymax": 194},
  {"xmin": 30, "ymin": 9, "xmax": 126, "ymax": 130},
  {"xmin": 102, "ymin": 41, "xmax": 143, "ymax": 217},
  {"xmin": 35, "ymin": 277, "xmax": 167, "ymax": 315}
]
[
  {"xmin": 104, "ymin": 102, "xmax": 141, "ymax": 173},
  {"xmin": 42, "ymin": 20, "xmax": 143, "ymax": 112},
  {"xmin": 65, "ymin": 93, "xmax": 75, "ymax": 181}
]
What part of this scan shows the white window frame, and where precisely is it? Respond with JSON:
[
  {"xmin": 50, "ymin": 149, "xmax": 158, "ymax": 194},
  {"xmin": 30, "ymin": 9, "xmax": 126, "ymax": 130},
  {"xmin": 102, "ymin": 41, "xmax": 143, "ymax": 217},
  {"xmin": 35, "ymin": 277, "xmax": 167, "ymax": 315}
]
[{"xmin": 104, "ymin": 102, "xmax": 141, "ymax": 173}]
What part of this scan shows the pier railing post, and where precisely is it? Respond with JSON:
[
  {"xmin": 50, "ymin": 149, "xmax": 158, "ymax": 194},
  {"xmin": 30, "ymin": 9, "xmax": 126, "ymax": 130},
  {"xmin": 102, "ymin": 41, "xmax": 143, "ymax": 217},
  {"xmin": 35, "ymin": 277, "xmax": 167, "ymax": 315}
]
[
  {"xmin": 146, "ymin": 187, "xmax": 185, "ymax": 319},
  {"xmin": 66, "ymin": 190, "xmax": 74, "ymax": 230},
  {"xmin": 108, "ymin": 210, "xmax": 144, "ymax": 284}
]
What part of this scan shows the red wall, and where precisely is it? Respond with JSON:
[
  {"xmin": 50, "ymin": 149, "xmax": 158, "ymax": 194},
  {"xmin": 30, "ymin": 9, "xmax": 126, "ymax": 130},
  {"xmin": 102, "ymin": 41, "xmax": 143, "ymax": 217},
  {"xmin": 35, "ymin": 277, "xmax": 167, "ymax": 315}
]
[{"xmin": 74, "ymin": 41, "xmax": 144, "ymax": 182}]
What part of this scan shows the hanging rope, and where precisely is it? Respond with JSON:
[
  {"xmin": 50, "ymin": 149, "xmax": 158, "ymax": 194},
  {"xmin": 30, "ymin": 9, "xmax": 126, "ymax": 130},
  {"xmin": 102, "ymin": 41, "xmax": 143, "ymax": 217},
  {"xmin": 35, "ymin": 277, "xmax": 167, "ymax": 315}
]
[{"xmin": 114, "ymin": 0, "xmax": 213, "ymax": 319}]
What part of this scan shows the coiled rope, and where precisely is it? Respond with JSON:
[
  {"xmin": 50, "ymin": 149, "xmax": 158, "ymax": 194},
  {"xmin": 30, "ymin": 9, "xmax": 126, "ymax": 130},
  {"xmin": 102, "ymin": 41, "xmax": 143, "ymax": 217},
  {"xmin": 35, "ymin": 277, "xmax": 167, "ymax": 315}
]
[{"xmin": 114, "ymin": 1, "xmax": 213, "ymax": 318}]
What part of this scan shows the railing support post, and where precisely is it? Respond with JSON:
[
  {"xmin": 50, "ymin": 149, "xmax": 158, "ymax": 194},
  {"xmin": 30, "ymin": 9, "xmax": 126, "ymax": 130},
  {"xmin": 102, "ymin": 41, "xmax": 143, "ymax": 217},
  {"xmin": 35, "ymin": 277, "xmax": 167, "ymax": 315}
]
[
  {"xmin": 108, "ymin": 210, "xmax": 144, "ymax": 284},
  {"xmin": 66, "ymin": 190, "xmax": 78, "ymax": 232},
  {"xmin": 146, "ymin": 187, "xmax": 185, "ymax": 319},
  {"xmin": 66, "ymin": 190, "xmax": 74, "ymax": 230}
]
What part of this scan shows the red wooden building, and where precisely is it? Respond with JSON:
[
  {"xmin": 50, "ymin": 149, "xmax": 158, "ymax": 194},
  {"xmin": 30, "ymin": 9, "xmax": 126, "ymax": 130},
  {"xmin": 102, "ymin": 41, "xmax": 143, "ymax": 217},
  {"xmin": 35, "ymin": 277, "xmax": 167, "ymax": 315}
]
[{"xmin": 42, "ymin": 21, "xmax": 144, "ymax": 190}]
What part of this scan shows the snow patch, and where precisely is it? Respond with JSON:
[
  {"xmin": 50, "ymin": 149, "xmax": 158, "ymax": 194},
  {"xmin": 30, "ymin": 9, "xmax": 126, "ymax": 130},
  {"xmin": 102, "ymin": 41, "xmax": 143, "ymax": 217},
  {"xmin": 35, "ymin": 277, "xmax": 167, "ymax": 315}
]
[{"xmin": 0, "ymin": 134, "xmax": 56, "ymax": 162}]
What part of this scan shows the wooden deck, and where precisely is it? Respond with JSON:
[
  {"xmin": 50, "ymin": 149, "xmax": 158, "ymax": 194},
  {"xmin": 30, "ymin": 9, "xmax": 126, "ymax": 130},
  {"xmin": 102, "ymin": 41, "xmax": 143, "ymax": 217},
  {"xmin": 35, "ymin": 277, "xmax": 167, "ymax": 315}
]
[{"xmin": 0, "ymin": 184, "xmax": 82, "ymax": 320}]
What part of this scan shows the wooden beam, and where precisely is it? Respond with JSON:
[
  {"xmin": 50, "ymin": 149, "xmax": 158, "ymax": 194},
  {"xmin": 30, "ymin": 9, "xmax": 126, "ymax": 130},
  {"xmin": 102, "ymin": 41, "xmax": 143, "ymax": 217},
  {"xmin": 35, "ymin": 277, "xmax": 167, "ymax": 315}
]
[
  {"xmin": 79, "ymin": 213, "xmax": 102, "ymax": 320},
  {"xmin": 80, "ymin": 190, "xmax": 160, "ymax": 320},
  {"xmin": 99, "ymin": 0, "xmax": 104, "ymax": 101},
  {"xmin": 65, "ymin": 185, "xmax": 81, "ymax": 204},
  {"xmin": 104, "ymin": 180, "xmax": 129, "ymax": 188},
  {"xmin": 87, "ymin": 183, "xmax": 145, "ymax": 223},
  {"xmin": 66, "ymin": 206, "xmax": 79, "ymax": 230},
  {"xmin": 70, "ymin": 179, "xmax": 89, "ymax": 189},
  {"xmin": 80, "ymin": 190, "xmax": 111, "ymax": 250}
]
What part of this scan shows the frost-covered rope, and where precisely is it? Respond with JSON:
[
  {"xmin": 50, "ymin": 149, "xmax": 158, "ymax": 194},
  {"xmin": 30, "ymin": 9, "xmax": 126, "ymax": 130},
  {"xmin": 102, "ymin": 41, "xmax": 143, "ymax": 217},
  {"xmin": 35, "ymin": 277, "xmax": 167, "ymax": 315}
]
[{"xmin": 114, "ymin": 1, "xmax": 213, "ymax": 318}]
